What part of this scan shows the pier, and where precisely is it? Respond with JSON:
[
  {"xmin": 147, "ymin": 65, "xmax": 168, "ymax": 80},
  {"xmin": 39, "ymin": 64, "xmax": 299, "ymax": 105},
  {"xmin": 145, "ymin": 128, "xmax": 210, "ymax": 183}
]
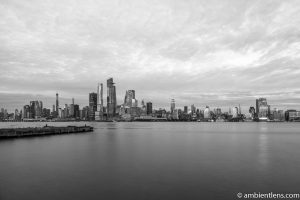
[{"xmin": 0, "ymin": 125, "xmax": 93, "ymax": 139}]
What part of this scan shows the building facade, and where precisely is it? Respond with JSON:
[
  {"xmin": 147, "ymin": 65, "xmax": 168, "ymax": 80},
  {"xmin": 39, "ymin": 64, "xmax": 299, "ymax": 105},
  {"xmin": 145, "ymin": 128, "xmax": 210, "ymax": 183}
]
[
  {"xmin": 107, "ymin": 78, "xmax": 117, "ymax": 119},
  {"xmin": 89, "ymin": 92, "xmax": 97, "ymax": 120},
  {"xmin": 146, "ymin": 102, "xmax": 152, "ymax": 115}
]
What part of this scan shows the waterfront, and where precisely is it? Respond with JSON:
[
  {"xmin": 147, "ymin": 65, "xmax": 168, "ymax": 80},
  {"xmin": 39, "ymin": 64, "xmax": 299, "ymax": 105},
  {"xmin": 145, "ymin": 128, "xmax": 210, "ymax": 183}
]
[{"xmin": 0, "ymin": 122, "xmax": 300, "ymax": 200}]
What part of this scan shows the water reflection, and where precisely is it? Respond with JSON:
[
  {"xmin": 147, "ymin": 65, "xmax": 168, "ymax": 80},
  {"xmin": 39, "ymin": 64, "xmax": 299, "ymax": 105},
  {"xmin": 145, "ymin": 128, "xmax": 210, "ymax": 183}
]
[{"xmin": 258, "ymin": 125, "xmax": 270, "ymax": 170}]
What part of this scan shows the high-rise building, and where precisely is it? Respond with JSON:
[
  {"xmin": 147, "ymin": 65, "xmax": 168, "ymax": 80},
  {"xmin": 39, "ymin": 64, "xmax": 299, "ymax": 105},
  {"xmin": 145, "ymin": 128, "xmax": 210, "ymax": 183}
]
[
  {"xmin": 23, "ymin": 105, "xmax": 30, "ymax": 119},
  {"xmin": 35, "ymin": 101, "xmax": 43, "ymax": 118},
  {"xmin": 28, "ymin": 100, "xmax": 42, "ymax": 119},
  {"xmin": 52, "ymin": 104, "xmax": 56, "ymax": 117},
  {"xmin": 74, "ymin": 104, "xmax": 80, "ymax": 119},
  {"xmin": 58, "ymin": 108, "xmax": 62, "ymax": 118},
  {"xmin": 107, "ymin": 78, "xmax": 117, "ymax": 118},
  {"xmin": 29, "ymin": 101, "xmax": 36, "ymax": 119},
  {"xmin": 232, "ymin": 107, "xmax": 239, "ymax": 118},
  {"xmin": 171, "ymin": 99, "xmax": 175, "ymax": 113},
  {"xmin": 204, "ymin": 106, "xmax": 211, "ymax": 119},
  {"xmin": 256, "ymin": 98, "xmax": 268, "ymax": 120},
  {"xmin": 124, "ymin": 90, "xmax": 135, "ymax": 107},
  {"xmin": 191, "ymin": 104, "xmax": 196, "ymax": 114},
  {"xmin": 14, "ymin": 109, "xmax": 19, "ymax": 120},
  {"xmin": 146, "ymin": 102, "xmax": 152, "ymax": 115},
  {"xmin": 95, "ymin": 83, "xmax": 104, "ymax": 121},
  {"xmin": 3, "ymin": 109, "xmax": 7, "ymax": 119},
  {"xmin": 89, "ymin": 92, "xmax": 97, "ymax": 120},
  {"xmin": 171, "ymin": 109, "xmax": 179, "ymax": 120},
  {"xmin": 249, "ymin": 107, "xmax": 256, "ymax": 119},
  {"xmin": 97, "ymin": 83, "xmax": 100, "ymax": 107},
  {"xmin": 184, "ymin": 106, "xmax": 188, "ymax": 113},
  {"xmin": 69, "ymin": 104, "xmax": 74, "ymax": 118},
  {"xmin": 56, "ymin": 93, "xmax": 59, "ymax": 113}
]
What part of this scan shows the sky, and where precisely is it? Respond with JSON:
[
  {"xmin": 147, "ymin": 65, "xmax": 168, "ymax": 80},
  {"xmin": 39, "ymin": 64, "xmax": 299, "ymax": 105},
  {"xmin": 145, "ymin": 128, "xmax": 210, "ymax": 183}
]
[{"xmin": 0, "ymin": 0, "xmax": 300, "ymax": 112}]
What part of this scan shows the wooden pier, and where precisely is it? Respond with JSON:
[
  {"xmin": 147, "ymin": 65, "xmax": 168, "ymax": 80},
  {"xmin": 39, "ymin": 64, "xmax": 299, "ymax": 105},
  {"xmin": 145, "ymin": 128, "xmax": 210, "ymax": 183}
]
[{"xmin": 0, "ymin": 125, "xmax": 93, "ymax": 139}]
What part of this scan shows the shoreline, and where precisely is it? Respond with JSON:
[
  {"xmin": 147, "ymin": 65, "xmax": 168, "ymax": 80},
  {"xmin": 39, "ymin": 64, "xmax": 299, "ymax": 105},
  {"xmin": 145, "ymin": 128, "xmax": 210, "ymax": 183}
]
[{"xmin": 0, "ymin": 125, "xmax": 93, "ymax": 139}]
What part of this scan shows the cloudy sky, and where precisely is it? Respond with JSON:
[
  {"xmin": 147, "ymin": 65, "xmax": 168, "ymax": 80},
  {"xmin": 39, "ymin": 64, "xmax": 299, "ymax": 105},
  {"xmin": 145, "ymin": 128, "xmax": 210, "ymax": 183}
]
[{"xmin": 0, "ymin": 0, "xmax": 300, "ymax": 112}]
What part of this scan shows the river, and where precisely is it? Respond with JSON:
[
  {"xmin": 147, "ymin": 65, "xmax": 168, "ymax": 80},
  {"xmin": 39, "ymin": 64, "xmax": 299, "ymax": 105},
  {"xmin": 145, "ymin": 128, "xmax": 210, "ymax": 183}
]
[{"xmin": 0, "ymin": 122, "xmax": 299, "ymax": 200}]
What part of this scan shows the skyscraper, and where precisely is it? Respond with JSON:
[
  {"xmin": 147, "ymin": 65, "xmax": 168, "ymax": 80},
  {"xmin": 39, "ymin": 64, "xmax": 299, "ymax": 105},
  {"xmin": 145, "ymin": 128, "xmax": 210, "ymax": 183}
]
[
  {"xmin": 97, "ymin": 83, "xmax": 100, "ymax": 105},
  {"xmin": 23, "ymin": 105, "xmax": 30, "ymax": 119},
  {"xmin": 170, "ymin": 99, "xmax": 175, "ymax": 113},
  {"xmin": 74, "ymin": 104, "xmax": 79, "ymax": 119},
  {"xmin": 124, "ymin": 90, "xmax": 135, "ymax": 107},
  {"xmin": 146, "ymin": 102, "xmax": 152, "ymax": 115},
  {"xmin": 29, "ymin": 101, "xmax": 36, "ymax": 119},
  {"xmin": 204, "ymin": 106, "xmax": 211, "ymax": 119},
  {"xmin": 100, "ymin": 83, "xmax": 103, "ymax": 106},
  {"xmin": 95, "ymin": 83, "xmax": 104, "ymax": 121},
  {"xmin": 184, "ymin": 106, "xmax": 188, "ymax": 113},
  {"xmin": 89, "ymin": 92, "xmax": 97, "ymax": 120},
  {"xmin": 28, "ymin": 101, "xmax": 42, "ymax": 119},
  {"xmin": 56, "ymin": 93, "xmax": 59, "ymax": 113},
  {"xmin": 191, "ymin": 104, "xmax": 196, "ymax": 114},
  {"xmin": 256, "ymin": 98, "xmax": 268, "ymax": 120},
  {"xmin": 232, "ymin": 107, "xmax": 239, "ymax": 118},
  {"xmin": 70, "ymin": 103, "xmax": 75, "ymax": 118},
  {"xmin": 107, "ymin": 78, "xmax": 117, "ymax": 118},
  {"xmin": 249, "ymin": 106, "xmax": 255, "ymax": 119}
]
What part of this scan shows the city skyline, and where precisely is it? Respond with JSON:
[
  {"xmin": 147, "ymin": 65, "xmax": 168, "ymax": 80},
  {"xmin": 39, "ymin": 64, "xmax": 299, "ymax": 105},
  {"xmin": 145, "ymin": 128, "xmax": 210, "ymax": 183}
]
[
  {"xmin": 1, "ymin": 81, "xmax": 300, "ymax": 113},
  {"xmin": 0, "ymin": 81, "xmax": 300, "ymax": 113},
  {"xmin": 0, "ymin": 78, "xmax": 299, "ymax": 118},
  {"xmin": 1, "ymin": 79, "xmax": 298, "ymax": 122},
  {"xmin": 1, "ymin": 0, "xmax": 300, "ymax": 111}
]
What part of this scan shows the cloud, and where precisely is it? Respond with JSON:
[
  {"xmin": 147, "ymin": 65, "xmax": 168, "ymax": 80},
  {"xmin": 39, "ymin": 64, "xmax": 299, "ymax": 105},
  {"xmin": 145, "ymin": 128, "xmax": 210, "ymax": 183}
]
[{"xmin": 0, "ymin": 0, "xmax": 300, "ymax": 112}]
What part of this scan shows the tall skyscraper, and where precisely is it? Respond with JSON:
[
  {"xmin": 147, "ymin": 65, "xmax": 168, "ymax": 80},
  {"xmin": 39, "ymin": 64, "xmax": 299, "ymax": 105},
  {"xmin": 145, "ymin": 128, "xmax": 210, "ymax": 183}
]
[
  {"xmin": 146, "ymin": 102, "xmax": 152, "ymax": 115},
  {"xmin": 95, "ymin": 83, "xmax": 104, "ymax": 121},
  {"xmin": 256, "ymin": 98, "xmax": 268, "ymax": 120},
  {"xmin": 89, "ymin": 92, "xmax": 97, "ymax": 120},
  {"xmin": 100, "ymin": 83, "xmax": 103, "ymax": 106},
  {"xmin": 107, "ymin": 78, "xmax": 117, "ymax": 118},
  {"xmin": 56, "ymin": 93, "xmax": 59, "ymax": 113},
  {"xmin": 170, "ymin": 99, "xmax": 175, "ymax": 113},
  {"xmin": 97, "ymin": 83, "xmax": 104, "ymax": 111},
  {"xmin": 97, "ymin": 83, "xmax": 100, "ymax": 105}
]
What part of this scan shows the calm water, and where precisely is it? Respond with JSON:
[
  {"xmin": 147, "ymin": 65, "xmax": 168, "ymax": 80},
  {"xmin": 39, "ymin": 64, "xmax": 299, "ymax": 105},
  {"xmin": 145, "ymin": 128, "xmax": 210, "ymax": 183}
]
[{"xmin": 0, "ymin": 122, "xmax": 300, "ymax": 200}]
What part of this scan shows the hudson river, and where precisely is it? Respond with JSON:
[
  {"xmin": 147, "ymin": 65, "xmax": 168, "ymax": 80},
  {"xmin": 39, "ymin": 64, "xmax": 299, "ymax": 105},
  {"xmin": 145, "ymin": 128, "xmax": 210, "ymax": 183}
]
[{"xmin": 1, "ymin": 122, "xmax": 300, "ymax": 200}]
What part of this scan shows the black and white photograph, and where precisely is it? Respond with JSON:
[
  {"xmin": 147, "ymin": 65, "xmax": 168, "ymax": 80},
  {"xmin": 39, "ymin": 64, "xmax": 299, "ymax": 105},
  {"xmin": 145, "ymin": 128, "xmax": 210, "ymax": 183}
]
[{"xmin": 0, "ymin": 0, "xmax": 300, "ymax": 199}]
